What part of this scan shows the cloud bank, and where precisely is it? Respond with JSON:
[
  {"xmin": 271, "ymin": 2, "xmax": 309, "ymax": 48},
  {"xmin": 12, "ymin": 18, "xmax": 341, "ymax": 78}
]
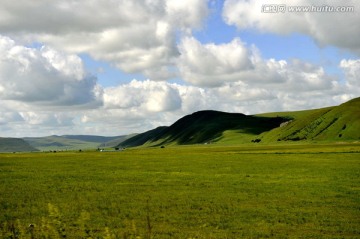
[
  {"xmin": 223, "ymin": 0, "xmax": 360, "ymax": 53},
  {"xmin": 0, "ymin": 0, "xmax": 208, "ymax": 80},
  {"xmin": 0, "ymin": 0, "xmax": 359, "ymax": 137},
  {"xmin": 0, "ymin": 36, "xmax": 101, "ymax": 107}
]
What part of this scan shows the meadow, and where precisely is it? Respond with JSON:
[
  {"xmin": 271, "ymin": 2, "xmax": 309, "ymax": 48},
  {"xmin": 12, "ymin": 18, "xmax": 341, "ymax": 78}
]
[{"xmin": 0, "ymin": 143, "xmax": 359, "ymax": 238}]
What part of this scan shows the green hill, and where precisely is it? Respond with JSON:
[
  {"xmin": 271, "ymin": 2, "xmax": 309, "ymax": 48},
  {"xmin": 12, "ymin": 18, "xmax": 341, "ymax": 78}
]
[
  {"xmin": 257, "ymin": 97, "xmax": 360, "ymax": 142},
  {"xmin": 0, "ymin": 138, "xmax": 39, "ymax": 152},
  {"xmin": 119, "ymin": 127, "xmax": 168, "ymax": 148},
  {"xmin": 98, "ymin": 134, "xmax": 138, "ymax": 148},
  {"xmin": 118, "ymin": 97, "xmax": 360, "ymax": 147},
  {"xmin": 24, "ymin": 135, "xmax": 128, "ymax": 151},
  {"xmin": 118, "ymin": 111, "xmax": 287, "ymax": 147}
]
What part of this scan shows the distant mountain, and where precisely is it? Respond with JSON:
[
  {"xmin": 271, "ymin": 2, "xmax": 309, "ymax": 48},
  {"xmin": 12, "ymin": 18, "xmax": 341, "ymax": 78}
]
[
  {"xmin": 24, "ymin": 135, "xmax": 128, "ymax": 151},
  {"xmin": 118, "ymin": 111, "xmax": 287, "ymax": 147},
  {"xmin": 0, "ymin": 138, "xmax": 39, "ymax": 152},
  {"xmin": 61, "ymin": 135, "xmax": 120, "ymax": 143},
  {"xmin": 117, "ymin": 97, "xmax": 360, "ymax": 147}
]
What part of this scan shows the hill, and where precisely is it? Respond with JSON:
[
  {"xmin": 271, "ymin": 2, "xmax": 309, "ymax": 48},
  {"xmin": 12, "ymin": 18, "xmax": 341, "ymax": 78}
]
[
  {"xmin": 257, "ymin": 97, "xmax": 360, "ymax": 142},
  {"xmin": 118, "ymin": 111, "xmax": 287, "ymax": 147},
  {"xmin": 97, "ymin": 134, "xmax": 138, "ymax": 148},
  {"xmin": 0, "ymin": 138, "xmax": 39, "ymax": 152},
  {"xmin": 61, "ymin": 135, "xmax": 120, "ymax": 143},
  {"xmin": 119, "ymin": 127, "xmax": 168, "ymax": 148},
  {"xmin": 24, "ymin": 135, "xmax": 128, "ymax": 151},
  {"xmin": 118, "ymin": 97, "xmax": 360, "ymax": 147}
]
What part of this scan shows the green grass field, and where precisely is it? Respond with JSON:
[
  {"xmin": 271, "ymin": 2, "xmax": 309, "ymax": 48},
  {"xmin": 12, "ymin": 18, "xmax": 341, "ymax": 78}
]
[{"xmin": 1, "ymin": 143, "xmax": 359, "ymax": 238}]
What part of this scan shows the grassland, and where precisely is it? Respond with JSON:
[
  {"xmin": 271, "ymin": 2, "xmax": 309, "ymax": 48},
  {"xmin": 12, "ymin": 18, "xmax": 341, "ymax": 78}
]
[{"xmin": 0, "ymin": 143, "xmax": 359, "ymax": 238}]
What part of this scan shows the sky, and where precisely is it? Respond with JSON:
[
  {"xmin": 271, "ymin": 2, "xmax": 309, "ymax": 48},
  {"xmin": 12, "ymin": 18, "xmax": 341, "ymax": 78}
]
[{"xmin": 0, "ymin": 0, "xmax": 359, "ymax": 137}]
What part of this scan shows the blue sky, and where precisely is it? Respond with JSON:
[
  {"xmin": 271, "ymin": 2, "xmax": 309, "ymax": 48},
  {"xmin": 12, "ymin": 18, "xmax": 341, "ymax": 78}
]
[{"xmin": 0, "ymin": 0, "xmax": 359, "ymax": 137}]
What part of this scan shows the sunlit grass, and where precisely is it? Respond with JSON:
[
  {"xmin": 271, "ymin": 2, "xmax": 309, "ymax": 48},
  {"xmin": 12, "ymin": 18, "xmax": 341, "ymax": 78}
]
[{"xmin": 0, "ymin": 143, "xmax": 359, "ymax": 238}]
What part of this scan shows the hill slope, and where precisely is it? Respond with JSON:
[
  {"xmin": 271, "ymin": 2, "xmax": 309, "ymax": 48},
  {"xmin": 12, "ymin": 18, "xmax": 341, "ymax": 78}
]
[
  {"xmin": 119, "ymin": 127, "xmax": 168, "ymax": 148},
  {"xmin": 118, "ymin": 111, "xmax": 287, "ymax": 147},
  {"xmin": 118, "ymin": 97, "xmax": 360, "ymax": 147},
  {"xmin": 258, "ymin": 97, "xmax": 360, "ymax": 142},
  {"xmin": 0, "ymin": 138, "xmax": 39, "ymax": 152}
]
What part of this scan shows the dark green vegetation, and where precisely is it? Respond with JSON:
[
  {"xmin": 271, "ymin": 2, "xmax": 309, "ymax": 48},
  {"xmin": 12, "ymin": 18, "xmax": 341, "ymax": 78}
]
[
  {"xmin": 0, "ymin": 138, "xmax": 38, "ymax": 152},
  {"xmin": 119, "ymin": 111, "xmax": 286, "ymax": 147},
  {"xmin": 1, "ymin": 143, "xmax": 359, "ymax": 238},
  {"xmin": 118, "ymin": 97, "xmax": 360, "ymax": 148},
  {"xmin": 23, "ymin": 135, "xmax": 131, "ymax": 151}
]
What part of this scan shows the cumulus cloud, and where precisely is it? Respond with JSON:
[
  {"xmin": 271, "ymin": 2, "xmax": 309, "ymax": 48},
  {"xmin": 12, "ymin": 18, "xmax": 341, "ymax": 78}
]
[
  {"xmin": 0, "ymin": 0, "xmax": 209, "ymax": 80},
  {"xmin": 339, "ymin": 59, "xmax": 360, "ymax": 98},
  {"xmin": 0, "ymin": 35, "xmax": 102, "ymax": 107},
  {"xmin": 340, "ymin": 59, "xmax": 360, "ymax": 86},
  {"xmin": 103, "ymin": 80, "xmax": 182, "ymax": 112},
  {"xmin": 0, "ymin": 110, "xmax": 83, "ymax": 137},
  {"xmin": 19, "ymin": 112, "xmax": 74, "ymax": 127},
  {"xmin": 178, "ymin": 37, "xmax": 253, "ymax": 86},
  {"xmin": 223, "ymin": 0, "xmax": 360, "ymax": 53},
  {"xmin": 0, "ymin": 111, "xmax": 23, "ymax": 125},
  {"xmin": 177, "ymin": 36, "xmax": 335, "ymax": 91}
]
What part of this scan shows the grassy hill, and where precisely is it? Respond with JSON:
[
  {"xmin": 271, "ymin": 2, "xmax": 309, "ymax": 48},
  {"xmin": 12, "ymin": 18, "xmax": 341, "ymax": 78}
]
[
  {"xmin": 98, "ymin": 134, "xmax": 138, "ymax": 148},
  {"xmin": 119, "ymin": 127, "xmax": 168, "ymax": 148},
  {"xmin": 118, "ymin": 111, "xmax": 287, "ymax": 147},
  {"xmin": 0, "ymin": 138, "xmax": 39, "ymax": 152},
  {"xmin": 118, "ymin": 97, "xmax": 360, "ymax": 147},
  {"xmin": 24, "ymin": 135, "xmax": 128, "ymax": 151},
  {"xmin": 256, "ymin": 97, "xmax": 360, "ymax": 143}
]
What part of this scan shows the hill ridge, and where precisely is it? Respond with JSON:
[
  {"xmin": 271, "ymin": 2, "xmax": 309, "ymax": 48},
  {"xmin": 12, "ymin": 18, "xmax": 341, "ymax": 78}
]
[
  {"xmin": 0, "ymin": 137, "xmax": 39, "ymax": 152},
  {"xmin": 119, "ymin": 110, "xmax": 288, "ymax": 147},
  {"xmin": 118, "ymin": 97, "xmax": 360, "ymax": 147},
  {"xmin": 256, "ymin": 97, "xmax": 360, "ymax": 143}
]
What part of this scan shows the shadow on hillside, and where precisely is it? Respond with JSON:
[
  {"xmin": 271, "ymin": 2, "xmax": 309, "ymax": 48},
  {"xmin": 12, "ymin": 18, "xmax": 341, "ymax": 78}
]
[{"xmin": 152, "ymin": 111, "xmax": 289, "ymax": 145}]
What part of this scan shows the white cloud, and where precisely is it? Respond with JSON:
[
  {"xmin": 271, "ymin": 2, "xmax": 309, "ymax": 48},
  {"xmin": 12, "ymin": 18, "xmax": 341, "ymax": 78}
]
[
  {"xmin": 339, "ymin": 59, "xmax": 360, "ymax": 98},
  {"xmin": 166, "ymin": 0, "xmax": 209, "ymax": 30},
  {"xmin": 223, "ymin": 0, "xmax": 360, "ymax": 53},
  {"xmin": 178, "ymin": 37, "xmax": 253, "ymax": 86},
  {"xmin": 340, "ymin": 59, "xmax": 360, "ymax": 86},
  {"xmin": 0, "ymin": 0, "xmax": 209, "ymax": 81},
  {"xmin": 0, "ymin": 35, "xmax": 102, "ymax": 107},
  {"xmin": 103, "ymin": 80, "xmax": 182, "ymax": 112},
  {"xmin": 177, "ymin": 36, "xmax": 335, "ymax": 91},
  {"xmin": 19, "ymin": 112, "xmax": 74, "ymax": 127},
  {"xmin": 0, "ymin": 111, "xmax": 23, "ymax": 125}
]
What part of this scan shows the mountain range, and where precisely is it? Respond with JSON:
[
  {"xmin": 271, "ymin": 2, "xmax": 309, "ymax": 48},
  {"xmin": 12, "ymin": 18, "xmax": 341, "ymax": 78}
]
[{"xmin": 0, "ymin": 97, "xmax": 359, "ymax": 152}]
